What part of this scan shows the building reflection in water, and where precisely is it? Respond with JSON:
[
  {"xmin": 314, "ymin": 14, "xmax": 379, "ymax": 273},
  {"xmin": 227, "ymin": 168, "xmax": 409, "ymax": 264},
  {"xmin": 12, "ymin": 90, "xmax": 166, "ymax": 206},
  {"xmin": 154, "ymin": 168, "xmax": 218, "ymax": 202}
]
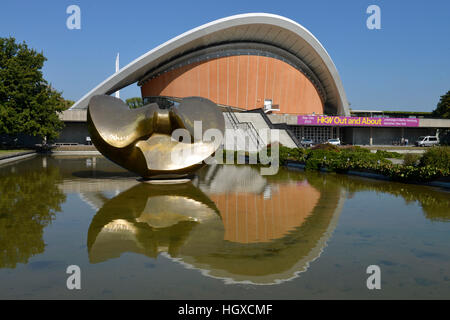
[{"xmin": 86, "ymin": 165, "xmax": 346, "ymax": 284}]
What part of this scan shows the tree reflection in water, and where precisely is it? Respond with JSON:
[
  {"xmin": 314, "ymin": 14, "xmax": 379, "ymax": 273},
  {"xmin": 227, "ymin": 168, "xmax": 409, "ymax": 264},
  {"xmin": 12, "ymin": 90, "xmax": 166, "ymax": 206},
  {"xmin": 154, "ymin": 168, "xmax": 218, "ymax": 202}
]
[
  {"xmin": 324, "ymin": 173, "xmax": 450, "ymax": 222},
  {"xmin": 0, "ymin": 162, "xmax": 66, "ymax": 268}
]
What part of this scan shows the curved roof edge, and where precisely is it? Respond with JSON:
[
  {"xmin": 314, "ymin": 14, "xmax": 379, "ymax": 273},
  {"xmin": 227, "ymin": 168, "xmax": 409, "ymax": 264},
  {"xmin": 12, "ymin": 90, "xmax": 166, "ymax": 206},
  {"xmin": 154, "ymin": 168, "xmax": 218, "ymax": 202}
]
[{"xmin": 71, "ymin": 13, "xmax": 349, "ymax": 116}]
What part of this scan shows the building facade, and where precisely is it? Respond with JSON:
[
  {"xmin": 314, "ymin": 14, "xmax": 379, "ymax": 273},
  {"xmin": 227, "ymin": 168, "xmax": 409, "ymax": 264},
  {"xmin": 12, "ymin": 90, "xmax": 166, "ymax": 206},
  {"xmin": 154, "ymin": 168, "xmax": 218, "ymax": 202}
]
[{"xmin": 56, "ymin": 13, "xmax": 448, "ymax": 147}]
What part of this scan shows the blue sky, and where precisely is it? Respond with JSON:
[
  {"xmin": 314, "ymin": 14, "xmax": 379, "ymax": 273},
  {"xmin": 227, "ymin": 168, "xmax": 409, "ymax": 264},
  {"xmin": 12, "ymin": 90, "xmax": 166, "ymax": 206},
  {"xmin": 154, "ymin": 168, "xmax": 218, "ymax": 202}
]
[{"xmin": 1, "ymin": 0, "xmax": 449, "ymax": 111}]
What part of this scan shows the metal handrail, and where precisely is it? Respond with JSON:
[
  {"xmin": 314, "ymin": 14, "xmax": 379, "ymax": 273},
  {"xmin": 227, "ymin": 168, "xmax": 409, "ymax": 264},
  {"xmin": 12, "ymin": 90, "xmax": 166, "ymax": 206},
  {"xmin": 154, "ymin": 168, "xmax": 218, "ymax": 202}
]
[
  {"xmin": 225, "ymin": 107, "xmax": 263, "ymax": 149},
  {"xmin": 245, "ymin": 108, "xmax": 303, "ymax": 148},
  {"xmin": 244, "ymin": 121, "xmax": 263, "ymax": 150}
]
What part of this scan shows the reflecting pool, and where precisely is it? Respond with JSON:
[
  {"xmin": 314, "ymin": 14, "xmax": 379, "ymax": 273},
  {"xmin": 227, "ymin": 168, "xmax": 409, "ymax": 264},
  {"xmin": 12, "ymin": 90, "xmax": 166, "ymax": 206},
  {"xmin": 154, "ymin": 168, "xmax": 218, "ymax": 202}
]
[{"xmin": 0, "ymin": 155, "xmax": 449, "ymax": 299}]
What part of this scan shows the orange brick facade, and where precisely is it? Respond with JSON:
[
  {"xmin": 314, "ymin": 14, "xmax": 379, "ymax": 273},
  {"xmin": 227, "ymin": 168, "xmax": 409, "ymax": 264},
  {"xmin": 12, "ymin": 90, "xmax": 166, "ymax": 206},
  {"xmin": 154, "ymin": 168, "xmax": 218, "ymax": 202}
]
[{"xmin": 140, "ymin": 55, "xmax": 324, "ymax": 115}]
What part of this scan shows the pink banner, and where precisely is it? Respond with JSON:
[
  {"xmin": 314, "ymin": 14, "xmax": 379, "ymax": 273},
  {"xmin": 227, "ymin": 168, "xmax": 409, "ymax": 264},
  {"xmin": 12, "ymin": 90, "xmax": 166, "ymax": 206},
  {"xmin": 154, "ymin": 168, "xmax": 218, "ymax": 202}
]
[{"xmin": 297, "ymin": 115, "xmax": 420, "ymax": 127}]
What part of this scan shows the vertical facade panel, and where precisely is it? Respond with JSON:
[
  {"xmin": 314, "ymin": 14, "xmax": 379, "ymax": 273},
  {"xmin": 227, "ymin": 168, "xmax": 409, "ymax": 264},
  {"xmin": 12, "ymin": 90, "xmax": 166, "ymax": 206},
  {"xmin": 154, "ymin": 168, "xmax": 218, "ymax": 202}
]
[
  {"xmin": 186, "ymin": 63, "xmax": 197, "ymax": 97},
  {"xmin": 227, "ymin": 56, "xmax": 238, "ymax": 107},
  {"xmin": 209, "ymin": 59, "xmax": 218, "ymax": 103},
  {"xmin": 237, "ymin": 55, "xmax": 248, "ymax": 109},
  {"xmin": 198, "ymin": 61, "xmax": 209, "ymax": 99},
  {"xmin": 256, "ymin": 56, "xmax": 267, "ymax": 109},
  {"xmin": 247, "ymin": 56, "xmax": 258, "ymax": 109},
  {"xmin": 218, "ymin": 57, "xmax": 228, "ymax": 105},
  {"xmin": 272, "ymin": 59, "xmax": 282, "ymax": 109},
  {"xmin": 265, "ymin": 57, "xmax": 275, "ymax": 104},
  {"xmin": 286, "ymin": 68, "xmax": 296, "ymax": 114}
]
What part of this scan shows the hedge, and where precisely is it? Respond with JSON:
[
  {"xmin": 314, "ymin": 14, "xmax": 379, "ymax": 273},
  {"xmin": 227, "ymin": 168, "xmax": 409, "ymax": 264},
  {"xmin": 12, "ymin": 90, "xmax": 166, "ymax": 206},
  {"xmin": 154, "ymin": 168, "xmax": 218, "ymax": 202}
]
[{"xmin": 275, "ymin": 145, "xmax": 450, "ymax": 182}]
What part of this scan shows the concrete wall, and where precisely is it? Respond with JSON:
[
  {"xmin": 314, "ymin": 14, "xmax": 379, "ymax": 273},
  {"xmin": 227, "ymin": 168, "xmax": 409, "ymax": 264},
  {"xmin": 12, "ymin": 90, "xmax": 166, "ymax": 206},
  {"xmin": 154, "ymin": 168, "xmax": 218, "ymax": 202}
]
[
  {"xmin": 372, "ymin": 127, "xmax": 401, "ymax": 145},
  {"xmin": 0, "ymin": 134, "xmax": 42, "ymax": 148},
  {"xmin": 268, "ymin": 113, "xmax": 299, "ymax": 125},
  {"xmin": 351, "ymin": 128, "xmax": 371, "ymax": 145},
  {"xmin": 59, "ymin": 109, "xmax": 87, "ymax": 122},
  {"xmin": 350, "ymin": 127, "xmax": 434, "ymax": 145},
  {"xmin": 56, "ymin": 122, "xmax": 90, "ymax": 145},
  {"xmin": 1, "ymin": 123, "xmax": 89, "ymax": 147},
  {"xmin": 419, "ymin": 118, "xmax": 450, "ymax": 128}
]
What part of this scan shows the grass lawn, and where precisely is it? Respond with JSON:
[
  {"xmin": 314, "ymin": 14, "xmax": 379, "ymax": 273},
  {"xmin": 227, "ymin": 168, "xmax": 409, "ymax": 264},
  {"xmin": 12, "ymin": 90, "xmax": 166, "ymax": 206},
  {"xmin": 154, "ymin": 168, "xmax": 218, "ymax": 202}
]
[{"xmin": 0, "ymin": 149, "xmax": 32, "ymax": 157}]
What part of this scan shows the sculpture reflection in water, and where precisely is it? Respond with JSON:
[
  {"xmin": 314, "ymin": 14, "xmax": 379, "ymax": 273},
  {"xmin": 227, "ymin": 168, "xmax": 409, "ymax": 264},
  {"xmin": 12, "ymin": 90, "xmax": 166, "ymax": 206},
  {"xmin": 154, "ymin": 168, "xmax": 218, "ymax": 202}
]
[
  {"xmin": 87, "ymin": 165, "xmax": 346, "ymax": 285},
  {"xmin": 87, "ymin": 182, "xmax": 221, "ymax": 261}
]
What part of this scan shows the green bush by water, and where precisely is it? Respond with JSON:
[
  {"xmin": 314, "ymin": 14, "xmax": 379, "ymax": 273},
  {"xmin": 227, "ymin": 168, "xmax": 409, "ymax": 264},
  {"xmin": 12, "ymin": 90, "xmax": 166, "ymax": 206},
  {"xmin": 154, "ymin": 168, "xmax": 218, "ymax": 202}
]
[
  {"xmin": 420, "ymin": 146, "xmax": 450, "ymax": 170},
  {"xmin": 278, "ymin": 145, "xmax": 450, "ymax": 182},
  {"xmin": 403, "ymin": 153, "xmax": 421, "ymax": 166},
  {"xmin": 375, "ymin": 150, "xmax": 403, "ymax": 159},
  {"xmin": 223, "ymin": 144, "xmax": 450, "ymax": 182}
]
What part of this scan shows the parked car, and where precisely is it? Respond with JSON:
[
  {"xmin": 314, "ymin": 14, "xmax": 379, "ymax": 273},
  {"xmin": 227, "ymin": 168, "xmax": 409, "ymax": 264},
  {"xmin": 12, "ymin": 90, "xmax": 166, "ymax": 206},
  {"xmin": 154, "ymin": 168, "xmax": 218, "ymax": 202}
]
[
  {"xmin": 327, "ymin": 138, "xmax": 341, "ymax": 146},
  {"xmin": 300, "ymin": 139, "xmax": 314, "ymax": 147},
  {"xmin": 415, "ymin": 136, "xmax": 439, "ymax": 147}
]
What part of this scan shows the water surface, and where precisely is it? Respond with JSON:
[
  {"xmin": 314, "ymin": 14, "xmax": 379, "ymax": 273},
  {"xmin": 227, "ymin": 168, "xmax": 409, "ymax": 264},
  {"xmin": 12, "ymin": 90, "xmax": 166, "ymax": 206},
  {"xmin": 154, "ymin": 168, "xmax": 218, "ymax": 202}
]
[{"xmin": 0, "ymin": 155, "xmax": 449, "ymax": 299}]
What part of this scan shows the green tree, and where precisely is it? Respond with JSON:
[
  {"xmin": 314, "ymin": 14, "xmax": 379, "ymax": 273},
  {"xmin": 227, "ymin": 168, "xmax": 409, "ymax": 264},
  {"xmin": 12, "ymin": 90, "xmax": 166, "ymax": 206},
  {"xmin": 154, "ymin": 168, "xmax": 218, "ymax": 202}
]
[
  {"xmin": 432, "ymin": 90, "xmax": 450, "ymax": 119},
  {"xmin": 61, "ymin": 98, "xmax": 75, "ymax": 110},
  {"xmin": 0, "ymin": 37, "xmax": 65, "ymax": 142},
  {"xmin": 126, "ymin": 97, "xmax": 143, "ymax": 109}
]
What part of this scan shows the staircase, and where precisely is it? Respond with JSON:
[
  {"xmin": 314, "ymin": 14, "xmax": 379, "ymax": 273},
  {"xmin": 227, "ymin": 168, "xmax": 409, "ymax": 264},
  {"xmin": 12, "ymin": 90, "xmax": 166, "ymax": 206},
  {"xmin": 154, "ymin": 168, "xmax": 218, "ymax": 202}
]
[
  {"xmin": 224, "ymin": 107, "xmax": 264, "ymax": 151},
  {"xmin": 244, "ymin": 108, "xmax": 302, "ymax": 148}
]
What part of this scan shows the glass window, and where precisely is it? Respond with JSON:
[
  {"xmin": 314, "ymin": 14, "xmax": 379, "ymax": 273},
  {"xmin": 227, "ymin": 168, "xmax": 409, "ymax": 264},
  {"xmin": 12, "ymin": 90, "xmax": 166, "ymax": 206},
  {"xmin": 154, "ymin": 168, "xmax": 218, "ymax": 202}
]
[{"xmin": 142, "ymin": 96, "xmax": 180, "ymax": 109}]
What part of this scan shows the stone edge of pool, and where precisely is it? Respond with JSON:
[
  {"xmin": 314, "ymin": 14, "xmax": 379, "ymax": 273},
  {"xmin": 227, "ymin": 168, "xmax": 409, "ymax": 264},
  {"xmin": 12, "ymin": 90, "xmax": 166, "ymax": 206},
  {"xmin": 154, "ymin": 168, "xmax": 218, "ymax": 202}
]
[{"xmin": 0, "ymin": 151, "xmax": 37, "ymax": 166}]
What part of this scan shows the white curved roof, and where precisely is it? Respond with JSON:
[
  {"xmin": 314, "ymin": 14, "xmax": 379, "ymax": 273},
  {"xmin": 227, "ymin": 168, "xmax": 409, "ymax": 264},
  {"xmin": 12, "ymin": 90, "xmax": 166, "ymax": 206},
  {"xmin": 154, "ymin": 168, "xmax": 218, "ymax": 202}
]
[{"xmin": 71, "ymin": 13, "xmax": 349, "ymax": 115}]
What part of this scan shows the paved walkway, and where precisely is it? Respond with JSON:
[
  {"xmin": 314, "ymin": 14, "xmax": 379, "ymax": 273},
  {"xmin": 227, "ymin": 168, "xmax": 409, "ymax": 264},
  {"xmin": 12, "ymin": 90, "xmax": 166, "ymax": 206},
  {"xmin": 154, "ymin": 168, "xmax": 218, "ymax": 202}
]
[{"xmin": 362, "ymin": 145, "xmax": 428, "ymax": 154}]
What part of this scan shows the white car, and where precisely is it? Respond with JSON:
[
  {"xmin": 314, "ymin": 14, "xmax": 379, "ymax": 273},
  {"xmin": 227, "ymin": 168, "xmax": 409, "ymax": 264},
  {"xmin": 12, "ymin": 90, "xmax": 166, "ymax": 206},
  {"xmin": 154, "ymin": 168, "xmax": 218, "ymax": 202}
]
[
  {"xmin": 327, "ymin": 138, "xmax": 341, "ymax": 146},
  {"xmin": 415, "ymin": 136, "xmax": 439, "ymax": 147},
  {"xmin": 300, "ymin": 139, "xmax": 314, "ymax": 147}
]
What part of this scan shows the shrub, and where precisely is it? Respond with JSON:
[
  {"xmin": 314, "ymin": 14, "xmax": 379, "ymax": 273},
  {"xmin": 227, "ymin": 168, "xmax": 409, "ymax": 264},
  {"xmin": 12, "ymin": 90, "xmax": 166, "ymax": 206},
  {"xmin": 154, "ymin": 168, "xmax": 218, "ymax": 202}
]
[
  {"xmin": 305, "ymin": 158, "xmax": 322, "ymax": 170},
  {"xmin": 378, "ymin": 164, "xmax": 449, "ymax": 182},
  {"xmin": 420, "ymin": 146, "xmax": 450, "ymax": 170},
  {"xmin": 403, "ymin": 153, "xmax": 421, "ymax": 166},
  {"xmin": 307, "ymin": 149, "xmax": 339, "ymax": 160},
  {"xmin": 304, "ymin": 148, "xmax": 390, "ymax": 172},
  {"xmin": 340, "ymin": 146, "xmax": 371, "ymax": 153},
  {"xmin": 266, "ymin": 145, "xmax": 304, "ymax": 164},
  {"xmin": 285, "ymin": 147, "xmax": 307, "ymax": 162},
  {"xmin": 268, "ymin": 144, "xmax": 450, "ymax": 182},
  {"xmin": 310, "ymin": 143, "xmax": 340, "ymax": 152},
  {"xmin": 375, "ymin": 150, "xmax": 403, "ymax": 159}
]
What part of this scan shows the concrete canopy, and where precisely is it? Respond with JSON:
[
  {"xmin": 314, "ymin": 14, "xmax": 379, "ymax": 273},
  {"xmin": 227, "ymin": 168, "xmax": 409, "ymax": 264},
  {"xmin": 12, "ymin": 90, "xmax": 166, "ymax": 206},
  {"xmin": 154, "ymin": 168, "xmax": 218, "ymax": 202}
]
[{"xmin": 71, "ymin": 13, "xmax": 349, "ymax": 116}]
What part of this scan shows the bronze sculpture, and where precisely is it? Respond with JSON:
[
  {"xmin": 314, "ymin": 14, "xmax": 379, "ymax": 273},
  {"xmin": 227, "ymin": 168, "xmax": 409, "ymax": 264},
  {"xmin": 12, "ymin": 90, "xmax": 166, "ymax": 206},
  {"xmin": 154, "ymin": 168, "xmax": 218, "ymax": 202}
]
[{"xmin": 87, "ymin": 95, "xmax": 224, "ymax": 180}]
